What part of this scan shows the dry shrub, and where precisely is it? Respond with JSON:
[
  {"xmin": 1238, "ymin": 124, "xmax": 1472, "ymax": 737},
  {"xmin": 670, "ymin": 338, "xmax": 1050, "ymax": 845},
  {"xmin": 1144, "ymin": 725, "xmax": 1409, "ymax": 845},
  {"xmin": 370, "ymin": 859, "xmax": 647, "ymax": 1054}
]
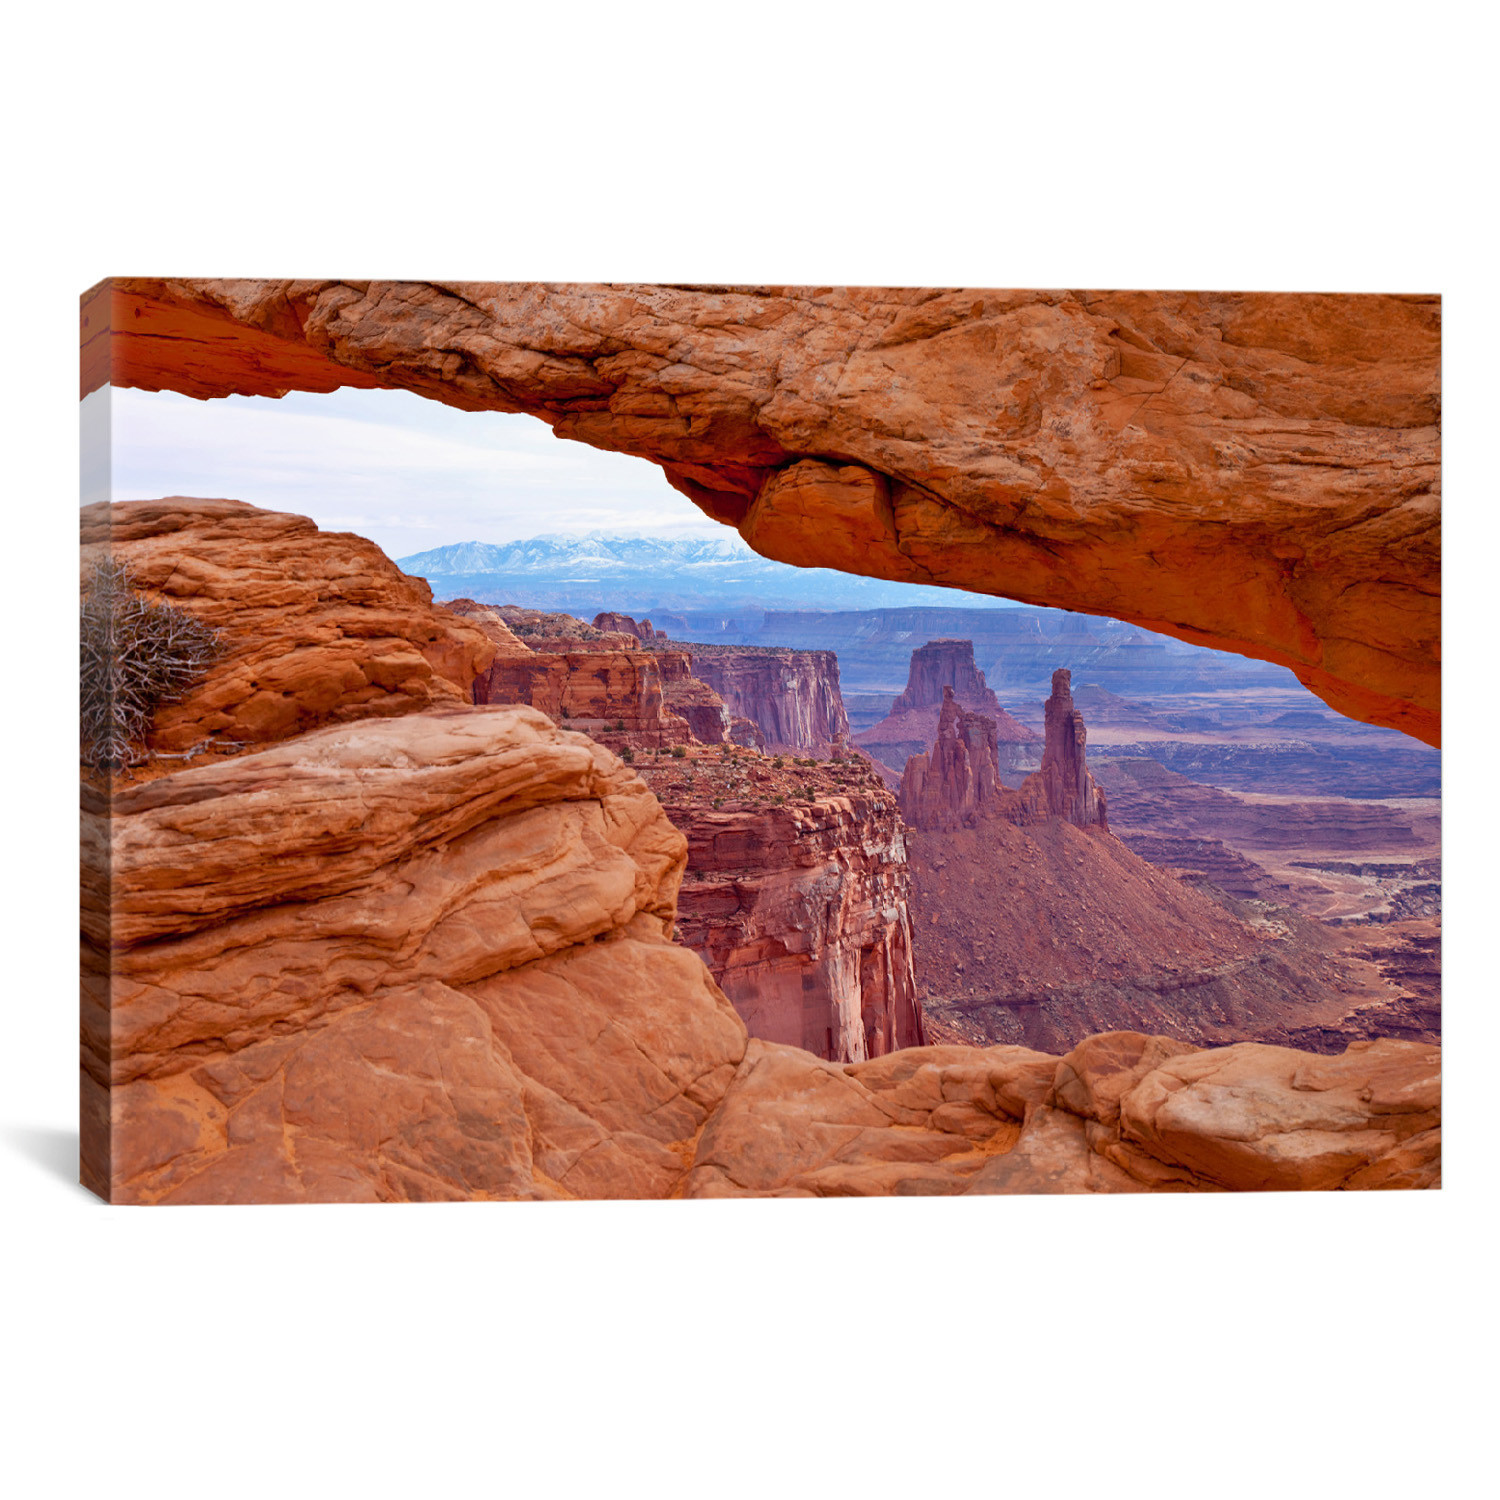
[{"xmin": 80, "ymin": 557, "xmax": 222, "ymax": 771}]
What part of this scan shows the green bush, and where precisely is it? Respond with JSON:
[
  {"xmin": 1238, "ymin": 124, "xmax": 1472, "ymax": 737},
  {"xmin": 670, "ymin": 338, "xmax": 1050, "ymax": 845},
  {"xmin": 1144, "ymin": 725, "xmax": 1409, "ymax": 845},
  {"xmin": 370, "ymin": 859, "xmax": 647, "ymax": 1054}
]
[
  {"xmin": 80, "ymin": 557, "xmax": 222, "ymax": 772},
  {"xmin": 670, "ymin": 744, "xmax": 687, "ymax": 759},
  {"xmin": 620, "ymin": 748, "xmax": 635, "ymax": 763}
]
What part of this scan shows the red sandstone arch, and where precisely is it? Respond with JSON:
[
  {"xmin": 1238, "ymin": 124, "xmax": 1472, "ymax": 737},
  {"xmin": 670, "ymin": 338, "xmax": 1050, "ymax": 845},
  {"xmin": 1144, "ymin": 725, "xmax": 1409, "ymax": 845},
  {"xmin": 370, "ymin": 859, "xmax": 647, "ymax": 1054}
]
[{"xmin": 80, "ymin": 279, "xmax": 1440, "ymax": 746}]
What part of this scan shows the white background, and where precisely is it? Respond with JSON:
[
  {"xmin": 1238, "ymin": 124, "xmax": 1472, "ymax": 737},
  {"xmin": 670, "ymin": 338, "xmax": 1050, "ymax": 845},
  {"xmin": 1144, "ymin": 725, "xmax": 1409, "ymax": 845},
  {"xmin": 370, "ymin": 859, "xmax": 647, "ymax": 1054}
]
[{"xmin": 4, "ymin": 5, "xmax": 1490, "ymax": 1496}]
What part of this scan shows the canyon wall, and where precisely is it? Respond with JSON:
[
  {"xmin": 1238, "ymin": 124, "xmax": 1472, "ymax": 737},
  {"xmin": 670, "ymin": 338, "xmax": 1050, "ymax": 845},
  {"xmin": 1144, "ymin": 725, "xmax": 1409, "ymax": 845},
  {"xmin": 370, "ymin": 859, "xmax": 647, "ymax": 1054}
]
[
  {"xmin": 447, "ymin": 599, "xmax": 706, "ymax": 750},
  {"xmin": 83, "ymin": 280, "xmax": 1440, "ymax": 744},
  {"xmin": 685, "ymin": 645, "xmax": 850, "ymax": 755},
  {"xmin": 635, "ymin": 748, "xmax": 922, "ymax": 1063}
]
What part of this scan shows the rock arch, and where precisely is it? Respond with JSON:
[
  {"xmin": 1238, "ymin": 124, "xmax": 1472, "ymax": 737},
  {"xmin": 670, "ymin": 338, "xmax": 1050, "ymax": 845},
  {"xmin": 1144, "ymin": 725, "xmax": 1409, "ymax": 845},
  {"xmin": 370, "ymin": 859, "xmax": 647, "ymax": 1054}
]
[{"xmin": 81, "ymin": 279, "xmax": 1440, "ymax": 745}]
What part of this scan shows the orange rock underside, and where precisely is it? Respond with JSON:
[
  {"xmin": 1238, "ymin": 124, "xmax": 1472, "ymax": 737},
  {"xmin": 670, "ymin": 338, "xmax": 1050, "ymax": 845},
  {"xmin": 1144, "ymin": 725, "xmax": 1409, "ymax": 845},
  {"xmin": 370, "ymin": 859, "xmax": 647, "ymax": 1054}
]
[{"xmin": 82, "ymin": 280, "xmax": 1440, "ymax": 745}]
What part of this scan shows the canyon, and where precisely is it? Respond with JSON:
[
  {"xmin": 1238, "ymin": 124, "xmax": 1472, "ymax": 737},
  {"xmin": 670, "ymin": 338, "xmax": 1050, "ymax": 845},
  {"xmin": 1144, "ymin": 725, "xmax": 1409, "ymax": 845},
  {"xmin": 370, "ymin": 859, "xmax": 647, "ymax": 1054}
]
[
  {"xmin": 78, "ymin": 278, "xmax": 1442, "ymax": 1202},
  {"xmin": 890, "ymin": 660, "xmax": 1437, "ymax": 1057},
  {"xmin": 80, "ymin": 497, "xmax": 1441, "ymax": 1200},
  {"xmin": 83, "ymin": 279, "xmax": 1441, "ymax": 744}
]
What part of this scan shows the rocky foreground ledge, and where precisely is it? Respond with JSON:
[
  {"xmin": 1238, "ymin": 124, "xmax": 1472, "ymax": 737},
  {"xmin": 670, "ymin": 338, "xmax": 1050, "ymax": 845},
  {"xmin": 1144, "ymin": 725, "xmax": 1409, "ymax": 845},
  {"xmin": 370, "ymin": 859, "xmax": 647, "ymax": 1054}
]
[{"xmin": 84, "ymin": 704, "xmax": 1438, "ymax": 1202}]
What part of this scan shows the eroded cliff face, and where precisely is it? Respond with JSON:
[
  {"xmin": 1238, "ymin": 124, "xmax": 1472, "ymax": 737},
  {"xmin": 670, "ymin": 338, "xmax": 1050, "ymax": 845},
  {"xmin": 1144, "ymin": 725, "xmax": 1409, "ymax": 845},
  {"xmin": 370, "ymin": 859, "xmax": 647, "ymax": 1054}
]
[
  {"xmin": 897, "ymin": 688, "xmax": 1010, "ymax": 830},
  {"xmin": 447, "ymin": 600, "xmax": 702, "ymax": 750},
  {"xmin": 855, "ymin": 638, "xmax": 1037, "ymax": 772},
  {"xmin": 635, "ymin": 746, "xmax": 922, "ymax": 1063},
  {"xmin": 685, "ymin": 645, "xmax": 850, "ymax": 755},
  {"xmin": 82, "ymin": 280, "xmax": 1441, "ymax": 744},
  {"xmin": 654, "ymin": 650, "xmax": 733, "ymax": 745}
]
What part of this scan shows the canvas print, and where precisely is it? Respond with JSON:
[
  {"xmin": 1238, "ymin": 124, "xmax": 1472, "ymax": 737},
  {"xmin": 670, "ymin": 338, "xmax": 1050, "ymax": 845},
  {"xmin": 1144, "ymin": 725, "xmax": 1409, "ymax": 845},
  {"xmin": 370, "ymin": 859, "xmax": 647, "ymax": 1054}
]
[{"xmin": 78, "ymin": 281, "xmax": 1441, "ymax": 1202}]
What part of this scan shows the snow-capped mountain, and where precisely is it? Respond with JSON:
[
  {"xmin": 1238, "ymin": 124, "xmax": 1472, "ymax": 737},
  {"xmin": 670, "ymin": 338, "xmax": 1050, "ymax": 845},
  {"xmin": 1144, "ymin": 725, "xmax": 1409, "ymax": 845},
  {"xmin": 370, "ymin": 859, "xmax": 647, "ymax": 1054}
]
[
  {"xmin": 395, "ymin": 531, "xmax": 1020, "ymax": 614},
  {"xmin": 398, "ymin": 531, "xmax": 780, "ymax": 579}
]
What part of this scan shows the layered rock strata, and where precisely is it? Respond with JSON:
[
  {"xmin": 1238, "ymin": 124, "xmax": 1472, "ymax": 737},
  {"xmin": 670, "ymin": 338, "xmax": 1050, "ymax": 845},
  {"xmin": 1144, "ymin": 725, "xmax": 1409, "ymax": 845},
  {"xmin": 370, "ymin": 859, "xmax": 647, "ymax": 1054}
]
[
  {"xmin": 854, "ymin": 638, "xmax": 1037, "ymax": 771},
  {"xmin": 447, "ymin": 599, "xmax": 701, "ymax": 750},
  {"xmin": 80, "ymin": 499, "xmax": 497, "ymax": 763},
  {"xmin": 82, "ymin": 706, "xmax": 748, "ymax": 1203},
  {"xmin": 656, "ymin": 650, "xmax": 732, "ymax": 745},
  {"xmin": 897, "ymin": 688, "xmax": 1009, "ymax": 829},
  {"xmin": 684, "ymin": 644, "xmax": 850, "ymax": 756},
  {"xmin": 1094, "ymin": 756, "xmax": 1425, "ymax": 853},
  {"xmin": 448, "ymin": 601, "xmax": 746, "ymax": 750},
  {"xmin": 83, "ymin": 280, "xmax": 1441, "ymax": 744},
  {"xmin": 636, "ymin": 747, "xmax": 922, "ymax": 1063}
]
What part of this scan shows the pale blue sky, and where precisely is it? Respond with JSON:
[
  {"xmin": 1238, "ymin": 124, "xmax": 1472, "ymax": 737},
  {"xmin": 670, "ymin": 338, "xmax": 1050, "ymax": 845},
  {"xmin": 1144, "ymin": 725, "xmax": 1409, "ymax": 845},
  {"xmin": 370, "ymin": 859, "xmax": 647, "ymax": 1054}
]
[{"xmin": 84, "ymin": 383, "xmax": 727, "ymax": 560}]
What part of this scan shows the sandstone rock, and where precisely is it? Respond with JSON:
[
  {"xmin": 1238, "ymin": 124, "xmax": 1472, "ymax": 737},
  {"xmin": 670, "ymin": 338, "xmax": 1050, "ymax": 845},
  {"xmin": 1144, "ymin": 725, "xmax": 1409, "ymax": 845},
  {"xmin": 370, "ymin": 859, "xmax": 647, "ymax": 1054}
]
[
  {"xmin": 900, "ymin": 668, "xmax": 1107, "ymax": 833},
  {"xmin": 855, "ymin": 638, "xmax": 1037, "ymax": 772},
  {"xmin": 898, "ymin": 687, "xmax": 1010, "ymax": 830},
  {"xmin": 592, "ymin": 611, "xmax": 665, "ymax": 642},
  {"xmin": 84, "ymin": 280, "xmax": 1441, "ymax": 744},
  {"xmin": 893, "ymin": 638, "xmax": 1004, "ymax": 716},
  {"xmin": 682, "ymin": 1030, "xmax": 1440, "ymax": 1197},
  {"xmin": 440, "ymin": 597, "xmax": 534, "ymax": 656},
  {"xmin": 681, "ymin": 1039, "xmax": 1012, "ymax": 1198},
  {"xmin": 643, "ymin": 751, "xmax": 923, "ymax": 1062},
  {"xmin": 1115, "ymin": 1036, "xmax": 1441, "ymax": 1191},
  {"xmin": 80, "ymin": 498, "xmax": 497, "ymax": 761},
  {"xmin": 83, "ymin": 705, "xmax": 748, "ymax": 1203},
  {"xmin": 468, "ymin": 642, "xmax": 696, "ymax": 749},
  {"xmin": 444, "ymin": 600, "xmax": 725, "ymax": 749},
  {"xmin": 728, "ymin": 715, "xmax": 766, "ymax": 750},
  {"xmin": 656, "ymin": 651, "xmax": 732, "ymax": 744},
  {"xmin": 1034, "ymin": 669, "xmax": 1108, "ymax": 830},
  {"xmin": 686, "ymin": 644, "xmax": 850, "ymax": 755}
]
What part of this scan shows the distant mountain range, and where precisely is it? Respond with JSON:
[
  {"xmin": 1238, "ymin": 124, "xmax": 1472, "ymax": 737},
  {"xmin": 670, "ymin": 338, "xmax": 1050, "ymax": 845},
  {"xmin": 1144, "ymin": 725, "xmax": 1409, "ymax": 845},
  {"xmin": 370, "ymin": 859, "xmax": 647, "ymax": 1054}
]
[{"xmin": 395, "ymin": 532, "xmax": 1022, "ymax": 613}]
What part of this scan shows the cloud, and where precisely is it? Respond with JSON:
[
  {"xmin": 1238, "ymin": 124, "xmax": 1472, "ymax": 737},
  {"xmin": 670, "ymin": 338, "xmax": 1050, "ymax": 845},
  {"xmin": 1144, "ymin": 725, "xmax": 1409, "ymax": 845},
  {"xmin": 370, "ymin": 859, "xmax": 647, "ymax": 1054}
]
[{"xmin": 102, "ymin": 385, "xmax": 723, "ymax": 559}]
